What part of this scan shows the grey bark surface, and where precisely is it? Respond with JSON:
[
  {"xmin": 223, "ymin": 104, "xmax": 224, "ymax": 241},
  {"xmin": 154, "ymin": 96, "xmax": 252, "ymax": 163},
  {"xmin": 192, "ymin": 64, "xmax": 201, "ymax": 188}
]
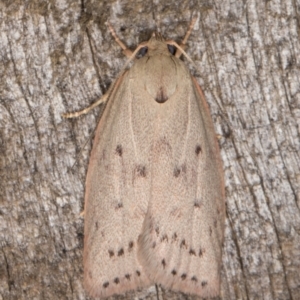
[{"xmin": 0, "ymin": 0, "xmax": 299, "ymax": 300}]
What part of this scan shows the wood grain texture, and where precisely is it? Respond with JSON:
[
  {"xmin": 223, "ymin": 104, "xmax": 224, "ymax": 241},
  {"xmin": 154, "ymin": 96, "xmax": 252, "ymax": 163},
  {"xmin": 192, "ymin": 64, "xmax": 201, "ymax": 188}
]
[{"xmin": 1, "ymin": 0, "xmax": 299, "ymax": 299}]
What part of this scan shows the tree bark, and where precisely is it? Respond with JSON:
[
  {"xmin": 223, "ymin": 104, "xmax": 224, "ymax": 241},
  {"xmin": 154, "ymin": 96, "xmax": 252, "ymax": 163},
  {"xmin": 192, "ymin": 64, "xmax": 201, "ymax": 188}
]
[{"xmin": 1, "ymin": 0, "xmax": 299, "ymax": 299}]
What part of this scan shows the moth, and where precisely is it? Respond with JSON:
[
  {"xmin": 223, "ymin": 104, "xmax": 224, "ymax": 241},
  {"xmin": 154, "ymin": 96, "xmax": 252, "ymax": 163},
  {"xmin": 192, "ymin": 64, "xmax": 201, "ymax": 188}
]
[{"xmin": 64, "ymin": 18, "xmax": 225, "ymax": 299}]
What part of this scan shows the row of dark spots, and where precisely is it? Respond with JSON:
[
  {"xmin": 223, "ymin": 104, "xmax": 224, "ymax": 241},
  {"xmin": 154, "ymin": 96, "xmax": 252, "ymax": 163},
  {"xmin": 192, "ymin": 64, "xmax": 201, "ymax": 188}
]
[
  {"xmin": 155, "ymin": 231, "xmax": 180, "ymax": 245},
  {"xmin": 108, "ymin": 241, "xmax": 134, "ymax": 258},
  {"xmin": 154, "ymin": 231, "xmax": 178, "ymax": 244},
  {"xmin": 116, "ymin": 143, "xmax": 203, "ymax": 179},
  {"xmin": 170, "ymin": 269, "xmax": 207, "ymax": 287},
  {"xmin": 153, "ymin": 232, "xmax": 204, "ymax": 257},
  {"xmin": 160, "ymin": 248, "xmax": 203, "ymax": 270},
  {"xmin": 115, "ymin": 198, "xmax": 213, "ymax": 211},
  {"xmin": 115, "ymin": 143, "xmax": 201, "ymax": 175},
  {"xmin": 102, "ymin": 270, "xmax": 141, "ymax": 289},
  {"xmin": 143, "ymin": 260, "xmax": 207, "ymax": 288},
  {"xmin": 179, "ymin": 240, "xmax": 204, "ymax": 257},
  {"xmin": 173, "ymin": 164, "xmax": 186, "ymax": 178},
  {"xmin": 117, "ymin": 144, "xmax": 203, "ymax": 180}
]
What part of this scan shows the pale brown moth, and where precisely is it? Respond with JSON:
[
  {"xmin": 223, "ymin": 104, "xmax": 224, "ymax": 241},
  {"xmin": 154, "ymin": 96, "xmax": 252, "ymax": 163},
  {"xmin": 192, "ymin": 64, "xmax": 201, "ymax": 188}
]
[{"xmin": 64, "ymin": 18, "xmax": 225, "ymax": 299}]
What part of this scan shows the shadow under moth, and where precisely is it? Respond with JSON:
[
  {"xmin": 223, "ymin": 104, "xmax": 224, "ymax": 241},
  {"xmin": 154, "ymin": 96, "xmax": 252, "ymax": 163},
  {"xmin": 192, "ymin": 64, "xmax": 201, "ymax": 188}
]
[{"xmin": 63, "ymin": 17, "xmax": 225, "ymax": 299}]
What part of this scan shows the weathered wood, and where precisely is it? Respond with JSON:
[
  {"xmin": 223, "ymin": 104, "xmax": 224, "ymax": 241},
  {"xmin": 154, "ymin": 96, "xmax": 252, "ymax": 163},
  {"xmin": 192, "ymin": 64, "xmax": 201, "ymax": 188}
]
[{"xmin": 1, "ymin": 0, "xmax": 299, "ymax": 299}]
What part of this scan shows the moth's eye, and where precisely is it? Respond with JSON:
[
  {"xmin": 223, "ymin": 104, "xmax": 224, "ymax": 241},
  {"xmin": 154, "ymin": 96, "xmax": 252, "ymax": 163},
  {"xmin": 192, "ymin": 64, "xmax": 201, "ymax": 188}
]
[
  {"xmin": 167, "ymin": 44, "xmax": 176, "ymax": 55},
  {"xmin": 136, "ymin": 46, "xmax": 148, "ymax": 58}
]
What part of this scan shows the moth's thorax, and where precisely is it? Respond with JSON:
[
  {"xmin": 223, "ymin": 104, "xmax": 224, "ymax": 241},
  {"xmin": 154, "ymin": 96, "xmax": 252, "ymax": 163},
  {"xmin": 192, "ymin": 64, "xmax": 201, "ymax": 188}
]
[
  {"xmin": 136, "ymin": 38, "xmax": 183, "ymax": 104},
  {"xmin": 146, "ymin": 36, "xmax": 171, "ymax": 56},
  {"xmin": 145, "ymin": 56, "xmax": 177, "ymax": 103}
]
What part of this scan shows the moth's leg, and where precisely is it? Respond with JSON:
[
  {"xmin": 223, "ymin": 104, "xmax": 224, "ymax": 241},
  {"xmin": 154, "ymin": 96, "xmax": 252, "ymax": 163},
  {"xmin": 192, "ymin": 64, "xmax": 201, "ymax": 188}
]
[
  {"xmin": 175, "ymin": 17, "xmax": 197, "ymax": 58},
  {"xmin": 63, "ymin": 24, "xmax": 133, "ymax": 120},
  {"xmin": 63, "ymin": 70, "xmax": 127, "ymax": 119},
  {"xmin": 107, "ymin": 22, "xmax": 133, "ymax": 58},
  {"xmin": 62, "ymin": 93, "xmax": 108, "ymax": 118}
]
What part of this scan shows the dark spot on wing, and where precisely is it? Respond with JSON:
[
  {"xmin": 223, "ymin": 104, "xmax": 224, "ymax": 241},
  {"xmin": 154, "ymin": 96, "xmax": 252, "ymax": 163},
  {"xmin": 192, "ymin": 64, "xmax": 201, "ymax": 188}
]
[
  {"xmin": 95, "ymin": 222, "xmax": 99, "ymax": 230},
  {"xmin": 191, "ymin": 276, "xmax": 198, "ymax": 282},
  {"xmin": 116, "ymin": 202, "xmax": 123, "ymax": 209},
  {"xmin": 103, "ymin": 282, "xmax": 109, "ymax": 288},
  {"xmin": 136, "ymin": 270, "xmax": 141, "ymax": 276},
  {"xmin": 174, "ymin": 167, "xmax": 181, "ymax": 177},
  {"xmin": 171, "ymin": 269, "xmax": 177, "ymax": 275},
  {"xmin": 125, "ymin": 274, "xmax": 131, "ymax": 280},
  {"xmin": 201, "ymin": 281, "xmax": 208, "ymax": 287},
  {"xmin": 155, "ymin": 227, "xmax": 160, "ymax": 236},
  {"xmin": 114, "ymin": 277, "xmax": 120, "ymax": 284},
  {"xmin": 135, "ymin": 165, "xmax": 147, "ymax": 177},
  {"xmin": 128, "ymin": 241, "xmax": 134, "ymax": 251},
  {"xmin": 115, "ymin": 145, "xmax": 123, "ymax": 156},
  {"xmin": 174, "ymin": 164, "xmax": 187, "ymax": 177},
  {"xmin": 161, "ymin": 259, "xmax": 166, "ymax": 268},
  {"xmin": 118, "ymin": 248, "xmax": 124, "ymax": 256},
  {"xmin": 161, "ymin": 234, "xmax": 168, "ymax": 242},
  {"xmin": 180, "ymin": 239, "xmax": 187, "ymax": 249},
  {"xmin": 189, "ymin": 249, "xmax": 196, "ymax": 256},
  {"xmin": 181, "ymin": 274, "xmax": 187, "ymax": 280},
  {"xmin": 155, "ymin": 86, "xmax": 169, "ymax": 103},
  {"xmin": 194, "ymin": 199, "xmax": 202, "ymax": 208},
  {"xmin": 172, "ymin": 233, "xmax": 178, "ymax": 242},
  {"xmin": 199, "ymin": 248, "xmax": 203, "ymax": 257},
  {"xmin": 195, "ymin": 144, "xmax": 202, "ymax": 155},
  {"xmin": 108, "ymin": 250, "xmax": 114, "ymax": 258}
]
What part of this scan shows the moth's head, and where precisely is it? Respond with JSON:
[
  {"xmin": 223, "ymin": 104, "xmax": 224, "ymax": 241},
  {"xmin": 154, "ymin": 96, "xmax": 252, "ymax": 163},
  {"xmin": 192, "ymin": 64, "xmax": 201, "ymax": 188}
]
[{"xmin": 135, "ymin": 32, "xmax": 177, "ymax": 58}]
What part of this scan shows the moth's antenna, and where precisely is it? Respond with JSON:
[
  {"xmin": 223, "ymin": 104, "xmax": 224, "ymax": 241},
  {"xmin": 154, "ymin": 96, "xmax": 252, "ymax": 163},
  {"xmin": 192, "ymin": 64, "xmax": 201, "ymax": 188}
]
[
  {"xmin": 154, "ymin": 10, "xmax": 161, "ymax": 34},
  {"xmin": 166, "ymin": 14, "xmax": 200, "ymax": 73}
]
